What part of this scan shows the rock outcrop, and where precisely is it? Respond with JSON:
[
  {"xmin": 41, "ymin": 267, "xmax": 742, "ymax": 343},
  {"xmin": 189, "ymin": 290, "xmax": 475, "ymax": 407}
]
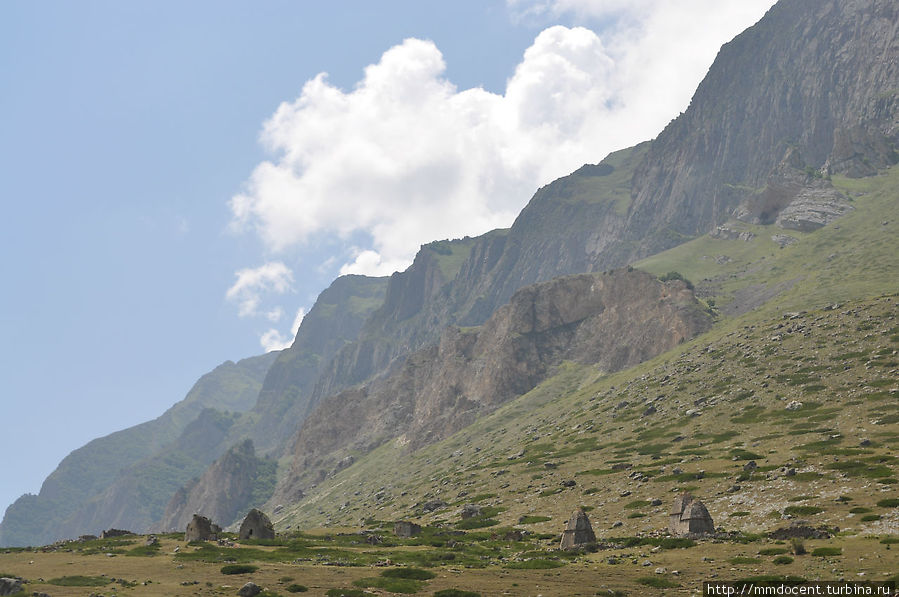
[
  {"xmin": 276, "ymin": 269, "xmax": 711, "ymax": 499},
  {"xmin": 560, "ymin": 509, "xmax": 596, "ymax": 549},
  {"xmin": 160, "ymin": 439, "xmax": 275, "ymax": 532}
]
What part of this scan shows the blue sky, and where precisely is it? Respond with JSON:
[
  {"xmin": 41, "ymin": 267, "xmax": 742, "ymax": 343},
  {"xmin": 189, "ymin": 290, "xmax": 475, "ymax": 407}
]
[{"xmin": 0, "ymin": 1, "xmax": 774, "ymax": 522}]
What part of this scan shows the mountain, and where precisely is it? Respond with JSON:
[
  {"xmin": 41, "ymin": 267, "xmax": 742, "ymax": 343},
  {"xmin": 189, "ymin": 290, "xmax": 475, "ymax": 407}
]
[
  {"xmin": 158, "ymin": 439, "xmax": 276, "ymax": 532},
  {"xmin": 0, "ymin": 354, "xmax": 275, "ymax": 547},
  {"xmin": 4, "ymin": 0, "xmax": 898, "ymax": 546}
]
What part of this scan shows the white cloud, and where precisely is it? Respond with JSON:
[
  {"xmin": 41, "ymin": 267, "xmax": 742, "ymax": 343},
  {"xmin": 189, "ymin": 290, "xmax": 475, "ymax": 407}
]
[
  {"xmin": 259, "ymin": 307, "xmax": 306, "ymax": 352},
  {"xmin": 225, "ymin": 262, "xmax": 293, "ymax": 318},
  {"xmin": 231, "ymin": 3, "xmax": 774, "ymax": 277}
]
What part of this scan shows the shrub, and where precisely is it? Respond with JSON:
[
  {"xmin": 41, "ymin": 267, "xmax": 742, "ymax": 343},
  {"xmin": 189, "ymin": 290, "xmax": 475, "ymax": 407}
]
[
  {"xmin": 658, "ymin": 271, "xmax": 694, "ymax": 290},
  {"xmin": 221, "ymin": 564, "xmax": 259, "ymax": 575},
  {"xmin": 773, "ymin": 556, "xmax": 794, "ymax": 565},
  {"xmin": 758, "ymin": 548, "xmax": 787, "ymax": 556},
  {"xmin": 48, "ymin": 576, "xmax": 111, "ymax": 587},
  {"xmin": 790, "ymin": 538, "xmax": 806, "ymax": 555},
  {"xmin": 811, "ymin": 547, "xmax": 842, "ymax": 557},
  {"xmin": 876, "ymin": 498, "xmax": 899, "ymax": 508},
  {"xmin": 860, "ymin": 514, "xmax": 882, "ymax": 522},
  {"xmin": 434, "ymin": 590, "xmax": 481, "ymax": 597},
  {"xmin": 783, "ymin": 506, "xmax": 823, "ymax": 516},
  {"xmin": 849, "ymin": 507, "xmax": 872, "ymax": 513},
  {"xmin": 286, "ymin": 585, "xmax": 308, "ymax": 593}
]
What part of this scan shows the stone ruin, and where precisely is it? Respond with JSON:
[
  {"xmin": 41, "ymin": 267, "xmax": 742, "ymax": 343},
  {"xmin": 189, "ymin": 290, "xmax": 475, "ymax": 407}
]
[
  {"xmin": 669, "ymin": 492, "xmax": 715, "ymax": 536},
  {"xmin": 560, "ymin": 509, "xmax": 596, "ymax": 549},
  {"xmin": 185, "ymin": 514, "xmax": 221, "ymax": 542},
  {"xmin": 393, "ymin": 521, "xmax": 422, "ymax": 538},
  {"xmin": 239, "ymin": 508, "xmax": 275, "ymax": 541},
  {"xmin": 100, "ymin": 528, "xmax": 132, "ymax": 539}
]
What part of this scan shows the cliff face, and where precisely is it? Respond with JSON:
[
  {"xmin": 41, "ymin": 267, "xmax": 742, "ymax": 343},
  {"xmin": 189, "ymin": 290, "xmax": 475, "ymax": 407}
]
[
  {"xmin": 277, "ymin": 269, "xmax": 711, "ymax": 499},
  {"xmin": 625, "ymin": 0, "xmax": 898, "ymax": 257},
  {"xmin": 293, "ymin": 0, "xmax": 898, "ymax": 416},
  {"xmin": 158, "ymin": 439, "xmax": 275, "ymax": 532},
  {"xmin": 232, "ymin": 275, "xmax": 388, "ymax": 455},
  {"xmin": 0, "ymin": 353, "xmax": 275, "ymax": 547}
]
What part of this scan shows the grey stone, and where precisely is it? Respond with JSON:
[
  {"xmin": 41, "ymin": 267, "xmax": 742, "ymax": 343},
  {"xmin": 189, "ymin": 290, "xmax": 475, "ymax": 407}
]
[
  {"xmin": 0, "ymin": 578, "xmax": 22, "ymax": 596},
  {"xmin": 460, "ymin": 504, "xmax": 482, "ymax": 520},
  {"xmin": 238, "ymin": 581, "xmax": 262, "ymax": 597}
]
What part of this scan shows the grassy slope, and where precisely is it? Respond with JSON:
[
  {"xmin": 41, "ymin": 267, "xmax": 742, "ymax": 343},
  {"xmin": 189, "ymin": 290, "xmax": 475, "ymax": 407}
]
[
  {"xmin": 266, "ymin": 168, "xmax": 899, "ymax": 588},
  {"xmin": 2, "ymin": 174, "xmax": 896, "ymax": 595}
]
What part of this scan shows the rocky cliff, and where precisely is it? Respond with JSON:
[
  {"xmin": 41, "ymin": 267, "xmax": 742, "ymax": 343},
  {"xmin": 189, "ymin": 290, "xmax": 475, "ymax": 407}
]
[
  {"xmin": 276, "ymin": 269, "xmax": 711, "ymax": 500},
  {"xmin": 228, "ymin": 274, "xmax": 388, "ymax": 455},
  {"xmin": 274, "ymin": 0, "xmax": 898, "ymax": 443},
  {"xmin": 158, "ymin": 439, "xmax": 276, "ymax": 532}
]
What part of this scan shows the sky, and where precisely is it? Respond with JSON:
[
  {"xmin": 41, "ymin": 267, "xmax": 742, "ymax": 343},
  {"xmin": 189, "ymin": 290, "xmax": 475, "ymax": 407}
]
[{"xmin": 0, "ymin": 1, "xmax": 776, "ymax": 521}]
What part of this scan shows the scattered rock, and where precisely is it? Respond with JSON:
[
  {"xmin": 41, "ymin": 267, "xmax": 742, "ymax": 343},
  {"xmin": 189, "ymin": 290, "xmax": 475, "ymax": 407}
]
[
  {"xmin": 785, "ymin": 400, "xmax": 803, "ymax": 411},
  {"xmin": 0, "ymin": 578, "xmax": 22, "ymax": 596},
  {"xmin": 238, "ymin": 581, "xmax": 262, "ymax": 597},
  {"xmin": 239, "ymin": 508, "xmax": 275, "ymax": 541},
  {"xmin": 560, "ymin": 509, "xmax": 596, "ymax": 550},
  {"xmin": 560, "ymin": 479, "xmax": 577, "ymax": 488},
  {"xmin": 743, "ymin": 461, "xmax": 758, "ymax": 472},
  {"xmin": 421, "ymin": 499, "xmax": 447, "ymax": 513},
  {"xmin": 650, "ymin": 499, "xmax": 663, "ymax": 507},
  {"xmin": 460, "ymin": 504, "xmax": 483, "ymax": 520},
  {"xmin": 769, "ymin": 523, "xmax": 834, "ymax": 540}
]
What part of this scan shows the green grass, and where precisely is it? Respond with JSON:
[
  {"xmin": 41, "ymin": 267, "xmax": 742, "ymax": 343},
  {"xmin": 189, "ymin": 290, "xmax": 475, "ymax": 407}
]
[
  {"xmin": 811, "ymin": 547, "xmax": 842, "ymax": 557},
  {"xmin": 876, "ymin": 498, "xmax": 899, "ymax": 507},
  {"xmin": 286, "ymin": 585, "xmax": 309, "ymax": 593},
  {"xmin": 773, "ymin": 556, "xmax": 794, "ymax": 565},
  {"xmin": 783, "ymin": 506, "xmax": 823, "ymax": 516},
  {"xmin": 434, "ymin": 590, "xmax": 481, "ymax": 597},
  {"xmin": 517, "ymin": 515, "xmax": 551, "ymax": 524},
  {"xmin": 47, "ymin": 575, "xmax": 111, "ymax": 586}
]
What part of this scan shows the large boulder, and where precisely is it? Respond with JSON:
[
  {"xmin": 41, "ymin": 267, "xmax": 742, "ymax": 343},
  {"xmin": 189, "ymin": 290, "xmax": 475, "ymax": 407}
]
[
  {"xmin": 239, "ymin": 508, "xmax": 275, "ymax": 541},
  {"xmin": 560, "ymin": 509, "xmax": 596, "ymax": 549},
  {"xmin": 238, "ymin": 582, "xmax": 262, "ymax": 597},
  {"xmin": 0, "ymin": 577, "xmax": 22, "ymax": 596}
]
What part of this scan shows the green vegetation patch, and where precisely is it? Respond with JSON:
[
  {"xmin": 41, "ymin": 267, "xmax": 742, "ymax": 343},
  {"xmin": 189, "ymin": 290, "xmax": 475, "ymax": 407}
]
[
  {"xmin": 286, "ymin": 585, "xmax": 309, "ymax": 593},
  {"xmin": 876, "ymin": 498, "xmax": 899, "ymax": 508},
  {"xmin": 811, "ymin": 547, "xmax": 842, "ymax": 557},
  {"xmin": 48, "ymin": 575, "xmax": 112, "ymax": 587},
  {"xmin": 773, "ymin": 556, "xmax": 795, "ymax": 565},
  {"xmin": 434, "ymin": 590, "xmax": 481, "ymax": 597},
  {"xmin": 380, "ymin": 568, "xmax": 436, "ymax": 580},
  {"xmin": 783, "ymin": 505, "xmax": 823, "ymax": 516}
]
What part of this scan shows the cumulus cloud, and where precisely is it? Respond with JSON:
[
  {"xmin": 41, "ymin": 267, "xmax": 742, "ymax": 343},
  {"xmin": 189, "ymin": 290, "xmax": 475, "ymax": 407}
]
[
  {"xmin": 225, "ymin": 262, "xmax": 293, "ymax": 318},
  {"xmin": 259, "ymin": 307, "xmax": 306, "ymax": 352},
  {"xmin": 230, "ymin": 1, "xmax": 774, "ymax": 279}
]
